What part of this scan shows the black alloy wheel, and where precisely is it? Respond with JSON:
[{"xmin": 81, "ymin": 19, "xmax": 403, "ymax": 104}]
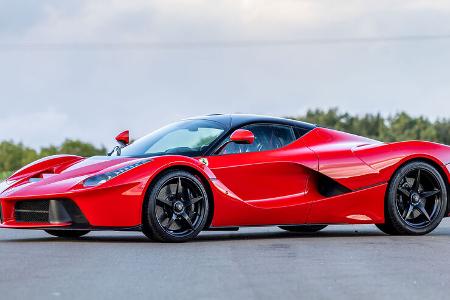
[
  {"xmin": 378, "ymin": 161, "xmax": 447, "ymax": 235},
  {"xmin": 142, "ymin": 170, "xmax": 209, "ymax": 242}
]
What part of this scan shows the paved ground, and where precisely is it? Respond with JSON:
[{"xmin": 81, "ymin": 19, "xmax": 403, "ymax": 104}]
[{"xmin": 1, "ymin": 221, "xmax": 450, "ymax": 300}]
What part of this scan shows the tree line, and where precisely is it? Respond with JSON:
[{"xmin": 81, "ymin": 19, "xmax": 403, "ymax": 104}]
[
  {"xmin": 0, "ymin": 109, "xmax": 449, "ymax": 180},
  {"xmin": 0, "ymin": 139, "xmax": 106, "ymax": 180},
  {"xmin": 290, "ymin": 108, "xmax": 450, "ymax": 145}
]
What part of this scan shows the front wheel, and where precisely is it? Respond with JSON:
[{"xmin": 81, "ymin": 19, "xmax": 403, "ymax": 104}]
[
  {"xmin": 142, "ymin": 170, "xmax": 210, "ymax": 242},
  {"xmin": 279, "ymin": 225, "xmax": 327, "ymax": 233},
  {"xmin": 45, "ymin": 230, "xmax": 90, "ymax": 238},
  {"xmin": 381, "ymin": 161, "xmax": 447, "ymax": 235}
]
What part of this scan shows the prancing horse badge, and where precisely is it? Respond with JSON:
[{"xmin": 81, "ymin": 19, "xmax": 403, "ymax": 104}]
[{"xmin": 199, "ymin": 158, "xmax": 209, "ymax": 166}]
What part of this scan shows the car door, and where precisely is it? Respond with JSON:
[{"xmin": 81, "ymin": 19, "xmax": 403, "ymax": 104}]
[{"xmin": 206, "ymin": 123, "xmax": 318, "ymax": 223}]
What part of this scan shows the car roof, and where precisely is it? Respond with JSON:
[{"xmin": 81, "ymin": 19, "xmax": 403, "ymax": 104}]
[{"xmin": 188, "ymin": 114, "xmax": 316, "ymax": 130}]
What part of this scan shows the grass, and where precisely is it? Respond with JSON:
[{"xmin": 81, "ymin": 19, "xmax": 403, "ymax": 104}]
[{"xmin": 0, "ymin": 171, "xmax": 12, "ymax": 181}]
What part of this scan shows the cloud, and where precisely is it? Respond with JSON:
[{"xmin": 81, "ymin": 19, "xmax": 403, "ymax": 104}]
[
  {"xmin": 8, "ymin": 0, "xmax": 450, "ymax": 42},
  {"xmin": 0, "ymin": 109, "xmax": 69, "ymax": 147},
  {"xmin": 0, "ymin": 0, "xmax": 450, "ymax": 147}
]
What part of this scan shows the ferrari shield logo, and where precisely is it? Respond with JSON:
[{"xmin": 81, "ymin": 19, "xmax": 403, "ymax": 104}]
[{"xmin": 199, "ymin": 158, "xmax": 209, "ymax": 166}]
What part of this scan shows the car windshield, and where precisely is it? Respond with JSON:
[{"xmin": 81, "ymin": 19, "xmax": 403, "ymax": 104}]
[{"xmin": 116, "ymin": 119, "xmax": 225, "ymax": 157}]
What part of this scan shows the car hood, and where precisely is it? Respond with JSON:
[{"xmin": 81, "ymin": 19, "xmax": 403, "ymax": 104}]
[{"xmin": 0, "ymin": 155, "xmax": 150, "ymax": 198}]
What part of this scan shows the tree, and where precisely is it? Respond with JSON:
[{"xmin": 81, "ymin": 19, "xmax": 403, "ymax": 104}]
[
  {"xmin": 0, "ymin": 140, "xmax": 106, "ymax": 179},
  {"xmin": 40, "ymin": 139, "xmax": 107, "ymax": 157},
  {"xmin": 0, "ymin": 141, "xmax": 38, "ymax": 173},
  {"xmin": 290, "ymin": 108, "xmax": 447, "ymax": 144}
]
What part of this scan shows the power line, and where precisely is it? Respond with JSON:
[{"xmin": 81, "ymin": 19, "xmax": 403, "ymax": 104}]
[{"xmin": 1, "ymin": 34, "xmax": 450, "ymax": 51}]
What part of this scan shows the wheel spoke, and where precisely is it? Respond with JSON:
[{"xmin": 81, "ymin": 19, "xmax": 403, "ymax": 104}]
[
  {"xmin": 176, "ymin": 177, "xmax": 183, "ymax": 196},
  {"xmin": 398, "ymin": 187, "xmax": 411, "ymax": 198},
  {"xmin": 156, "ymin": 208, "xmax": 168, "ymax": 223},
  {"xmin": 156, "ymin": 196, "xmax": 172, "ymax": 206},
  {"xmin": 412, "ymin": 169, "xmax": 421, "ymax": 192},
  {"xmin": 418, "ymin": 205, "xmax": 431, "ymax": 221},
  {"xmin": 403, "ymin": 205, "xmax": 414, "ymax": 220},
  {"xmin": 166, "ymin": 215, "xmax": 177, "ymax": 229},
  {"xmin": 166, "ymin": 184, "xmax": 174, "ymax": 196},
  {"xmin": 421, "ymin": 189, "xmax": 440, "ymax": 199},
  {"xmin": 189, "ymin": 196, "xmax": 203, "ymax": 205},
  {"xmin": 180, "ymin": 212, "xmax": 193, "ymax": 229},
  {"xmin": 182, "ymin": 185, "xmax": 191, "ymax": 201}
]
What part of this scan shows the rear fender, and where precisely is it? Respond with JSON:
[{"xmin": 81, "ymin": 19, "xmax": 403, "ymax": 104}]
[{"xmin": 354, "ymin": 141, "xmax": 450, "ymax": 184}]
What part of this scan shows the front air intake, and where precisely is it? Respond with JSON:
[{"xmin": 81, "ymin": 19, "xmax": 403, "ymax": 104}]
[
  {"xmin": 14, "ymin": 199, "xmax": 89, "ymax": 225},
  {"xmin": 15, "ymin": 200, "xmax": 50, "ymax": 222}
]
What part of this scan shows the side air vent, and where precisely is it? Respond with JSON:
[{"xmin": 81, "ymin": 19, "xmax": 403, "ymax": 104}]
[{"xmin": 317, "ymin": 175, "xmax": 352, "ymax": 197}]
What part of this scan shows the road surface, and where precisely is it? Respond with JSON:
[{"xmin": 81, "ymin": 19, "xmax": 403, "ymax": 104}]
[{"xmin": 1, "ymin": 221, "xmax": 450, "ymax": 299}]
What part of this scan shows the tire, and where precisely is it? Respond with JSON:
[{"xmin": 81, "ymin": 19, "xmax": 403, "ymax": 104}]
[
  {"xmin": 279, "ymin": 225, "xmax": 327, "ymax": 233},
  {"xmin": 375, "ymin": 223, "xmax": 398, "ymax": 235},
  {"xmin": 382, "ymin": 161, "xmax": 447, "ymax": 235},
  {"xmin": 45, "ymin": 230, "xmax": 90, "ymax": 238},
  {"xmin": 142, "ymin": 170, "xmax": 210, "ymax": 242}
]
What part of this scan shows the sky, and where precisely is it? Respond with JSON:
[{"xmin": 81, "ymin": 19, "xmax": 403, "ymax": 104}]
[{"xmin": 0, "ymin": 0, "xmax": 450, "ymax": 149}]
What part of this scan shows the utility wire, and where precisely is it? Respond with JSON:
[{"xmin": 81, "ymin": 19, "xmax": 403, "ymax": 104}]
[{"xmin": 1, "ymin": 34, "xmax": 450, "ymax": 51}]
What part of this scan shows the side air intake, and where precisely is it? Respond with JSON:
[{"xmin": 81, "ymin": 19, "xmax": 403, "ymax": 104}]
[{"xmin": 317, "ymin": 174, "xmax": 352, "ymax": 197}]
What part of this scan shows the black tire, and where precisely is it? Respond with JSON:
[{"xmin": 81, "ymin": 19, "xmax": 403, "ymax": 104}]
[
  {"xmin": 382, "ymin": 161, "xmax": 447, "ymax": 235},
  {"xmin": 279, "ymin": 225, "xmax": 327, "ymax": 233},
  {"xmin": 375, "ymin": 223, "xmax": 399, "ymax": 235},
  {"xmin": 142, "ymin": 170, "xmax": 210, "ymax": 242},
  {"xmin": 45, "ymin": 230, "xmax": 90, "ymax": 238}
]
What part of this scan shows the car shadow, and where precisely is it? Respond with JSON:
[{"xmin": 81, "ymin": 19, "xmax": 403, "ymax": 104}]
[{"xmin": 0, "ymin": 228, "xmax": 431, "ymax": 244}]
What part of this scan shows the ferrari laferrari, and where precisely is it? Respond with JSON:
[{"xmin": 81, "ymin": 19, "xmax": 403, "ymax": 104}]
[{"xmin": 1, "ymin": 114, "xmax": 449, "ymax": 242}]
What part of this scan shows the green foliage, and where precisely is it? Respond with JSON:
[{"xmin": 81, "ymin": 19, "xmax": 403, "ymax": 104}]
[
  {"xmin": 40, "ymin": 139, "xmax": 107, "ymax": 157},
  {"xmin": 290, "ymin": 108, "xmax": 449, "ymax": 144},
  {"xmin": 0, "ymin": 141, "xmax": 39, "ymax": 175},
  {"xmin": 0, "ymin": 139, "xmax": 106, "ymax": 180},
  {"xmin": 0, "ymin": 171, "xmax": 12, "ymax": 181}
]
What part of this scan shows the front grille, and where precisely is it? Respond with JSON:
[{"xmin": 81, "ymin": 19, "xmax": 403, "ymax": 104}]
[
  {"xmin": 13, "ymin": 199, "xmax": 89, "ymax": 226},
  {"xmin": 15, "ymin": 200, "xmax": 50, "ymax": 222}
]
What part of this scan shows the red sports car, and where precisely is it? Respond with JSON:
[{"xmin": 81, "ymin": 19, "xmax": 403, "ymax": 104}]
[{"xmin": 1, "ymin": 114, "xmax": 449, "ymax": 242}]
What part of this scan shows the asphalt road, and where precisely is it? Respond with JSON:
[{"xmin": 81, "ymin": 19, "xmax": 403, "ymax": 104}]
[{"xmin": 2, "ymin": 221, "xmax": 450, "ymax": 300}]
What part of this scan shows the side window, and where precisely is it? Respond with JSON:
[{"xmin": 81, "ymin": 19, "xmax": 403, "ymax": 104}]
[
  {"xmin": 220, "ymin": 124, "xmax": 296, "ymax": 155},
  {"xmin": 294, "ymin": 127, "xmax": 311, "ymax": 139}
]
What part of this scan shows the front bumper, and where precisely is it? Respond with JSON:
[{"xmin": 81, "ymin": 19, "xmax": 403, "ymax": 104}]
[
  {"xmin": 6, "ymin": 199, "xmax": 89, "ymax": 227},
  {"xmin": 0, "ymin": 182, "xmax": 146, "ymax": 229}
]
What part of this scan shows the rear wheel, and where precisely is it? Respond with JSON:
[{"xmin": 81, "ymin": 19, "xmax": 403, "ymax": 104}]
[
  {"xmin": 142, "ymin": 170, "xmax": 209, "ymax": 242},
  {"xmin": 279, "ymin": 225, "xmax": 327, "ymax": 233},
  {"xmin": 45, "ymin": 230, "xmax": 90, "ymax": 238},
  {"xmin": 381, "ymin": 161, "xmax": 447, "ymax": 235}
]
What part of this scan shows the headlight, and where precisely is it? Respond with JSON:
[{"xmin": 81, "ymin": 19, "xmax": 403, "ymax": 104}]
[{"xmin": 83, "ymin": 159, "xmax": 151, "ymax": 188}]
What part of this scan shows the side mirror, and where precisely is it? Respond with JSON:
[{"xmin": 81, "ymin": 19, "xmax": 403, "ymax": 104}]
[
  {"xmin": 115, "ymin": 130, "xmax": 130, "ymax": 147},
  {"xmin": 230, "ymin": 129, "xmax": 255, "ymax": 144}
]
